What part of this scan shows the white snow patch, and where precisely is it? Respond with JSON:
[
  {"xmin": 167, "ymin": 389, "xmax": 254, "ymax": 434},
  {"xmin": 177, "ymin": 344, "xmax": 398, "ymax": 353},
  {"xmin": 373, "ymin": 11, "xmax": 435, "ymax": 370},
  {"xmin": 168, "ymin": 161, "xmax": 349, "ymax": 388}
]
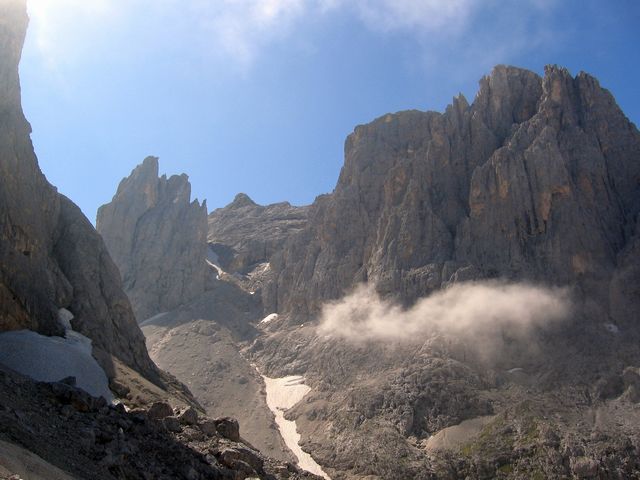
[
  {"xmin": 260, "ymin": 313, "xmax": 278, "ymax": 325},
  {"xmin": 262, "ymin": 375, "xmax": 330, "ymax": 479},
  {"xmin": 603, "ymin": 322, "xmax": 619, "ymax": 334},
  {"xmin": 206, "ymin": 259, "xmax": 223, "ymax": 277},
  {"xmin": 140, "ymin": 311, "xmax": 169, "ymax": 327},
  {"xmin": 58, "ymin": 308, "xmax": 74, "ymax": 331},
  {"xmin": 507, "ymin": 367, "xmax": 524, "ymax": 374},
  {"xmin": 0, "ymin": 329, "xmax": 113, "ymax": 402}
]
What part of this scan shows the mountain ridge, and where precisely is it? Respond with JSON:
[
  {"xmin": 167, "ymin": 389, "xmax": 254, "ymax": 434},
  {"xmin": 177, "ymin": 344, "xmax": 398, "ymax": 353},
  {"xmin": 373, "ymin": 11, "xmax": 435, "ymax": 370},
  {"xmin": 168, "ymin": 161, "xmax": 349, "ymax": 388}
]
[
  {"xmin": 97, "ymin": 155, "xmax": 209, "ymax": 321},
  {"xmin": 261, "ymin": 64, "xmax": 639, "ymax": 324},
  {"xmin": 93, "ymin": 51, "xmax": 640, "ymax": 480}
]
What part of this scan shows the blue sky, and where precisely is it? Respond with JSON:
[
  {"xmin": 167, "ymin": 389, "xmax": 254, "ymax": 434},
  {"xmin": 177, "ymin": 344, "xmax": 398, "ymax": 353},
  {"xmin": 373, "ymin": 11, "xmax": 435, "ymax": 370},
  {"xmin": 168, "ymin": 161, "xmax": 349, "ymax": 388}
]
[{"xmin": 19, "ymin": 0, "xmax": 640, "ymax": 222}]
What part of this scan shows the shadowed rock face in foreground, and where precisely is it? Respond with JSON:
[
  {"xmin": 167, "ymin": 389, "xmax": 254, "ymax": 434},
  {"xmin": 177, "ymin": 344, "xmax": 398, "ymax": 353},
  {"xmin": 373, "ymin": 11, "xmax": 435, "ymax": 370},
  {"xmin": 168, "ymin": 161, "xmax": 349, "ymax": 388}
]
[
  {"xmin": 0, "ymin": 0, "xmax": 156, "ymax": 381},
  {"xmin": 97, "ymin": 156, "xmax": 209, "ymax": 321}
]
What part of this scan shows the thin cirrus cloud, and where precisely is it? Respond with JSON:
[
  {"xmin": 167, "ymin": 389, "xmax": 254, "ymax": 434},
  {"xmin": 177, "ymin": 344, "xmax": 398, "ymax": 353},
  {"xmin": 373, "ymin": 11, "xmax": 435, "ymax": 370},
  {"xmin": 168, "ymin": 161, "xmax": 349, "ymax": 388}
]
[
  {"xmin": 26, "ymin": 0, "xmax": 117, "ymax": 67},
  {"xmin": 190, "ymin": 0, "xmax": 308, "ymax": 69},
  {"xmin": 25, "ymin": 0, "xmax": 558, "ymax": 72},
  {"xmin": 350, "ymin": 0, "xmax": 476, "ymax": 32}
]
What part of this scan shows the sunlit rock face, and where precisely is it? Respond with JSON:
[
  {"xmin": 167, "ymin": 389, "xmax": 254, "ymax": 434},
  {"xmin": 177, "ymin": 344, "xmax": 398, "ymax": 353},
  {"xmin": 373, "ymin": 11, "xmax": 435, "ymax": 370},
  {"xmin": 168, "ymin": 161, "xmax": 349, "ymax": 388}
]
[
  {"xmin": 97, "ymin": 156, "xmax": 208, "ymax": 321},
  {"xmin": 207, "ymin": 192, "xmax": 309, "ymax": 276},
  {"xmin": 267, "ymin": 65, "xmax": 640, "ymax": 322},
  {"xmin": 0, "ymin": 0, "xmax": 156, "ymax": 380}
]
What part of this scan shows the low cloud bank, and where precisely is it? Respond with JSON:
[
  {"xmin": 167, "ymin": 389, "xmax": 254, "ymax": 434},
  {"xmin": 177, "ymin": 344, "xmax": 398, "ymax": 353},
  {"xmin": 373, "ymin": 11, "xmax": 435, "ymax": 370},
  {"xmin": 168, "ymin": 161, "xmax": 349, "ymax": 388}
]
[{"xmin": 318, "ymin": 281, "xmax": 571, "ymax": 344}]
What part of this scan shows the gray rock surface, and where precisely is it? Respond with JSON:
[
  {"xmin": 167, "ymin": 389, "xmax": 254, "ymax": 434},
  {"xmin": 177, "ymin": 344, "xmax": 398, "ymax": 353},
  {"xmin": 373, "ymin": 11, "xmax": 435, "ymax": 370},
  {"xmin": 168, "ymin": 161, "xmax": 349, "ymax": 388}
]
[
  {"xmin": 267, "ymin": 65, "xmax": 640, "ymax": 320},
  {"xmin": 0, "ymin": 0, "xmax": 155, "ymax": 381},
  {"xmin": 0, "ymin": 363, "xmax": 322, "ymax": 480},
  {"xmin": 207, "ymin": 193, "xmax": 310, "ymax": 306},
  {"xmin": 141, "ymin": 303, "xmax": 294, "ymax": 463},
  {"xmin": 208, "ymin": 193, "xmax": 309, "ymax": 276},
  {"xmin": 97, "ymin": 156, "xmax": 209, "ymax": 321},
  {"xmin": 147, "ymin": 401, "xmax": 174, "ymax": 420},
  {"xmin": 244, "ymin": 65, "xmax": 640, "ymax": 479}
]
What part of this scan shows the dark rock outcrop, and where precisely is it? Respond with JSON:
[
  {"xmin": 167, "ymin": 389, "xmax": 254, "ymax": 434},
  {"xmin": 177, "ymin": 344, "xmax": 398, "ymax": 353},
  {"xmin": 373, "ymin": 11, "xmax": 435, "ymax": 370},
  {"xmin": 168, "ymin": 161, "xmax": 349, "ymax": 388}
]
[
  {"xmin": 0, "ymin": 0, "xmax": 155, "ymax": 380},
  {"xmin": 0, "ymin": 363, "xmax": 322, "ymax": 480},
  {"xmin": 267, "ymin": 65, "xmax": 640, "ymax": 319},
  {"xmin": 208, "ymin": 193, "xmax": 309, "ymax": 275},
  {"xmin": 97, "ymin": 157, "xmax": 208, "ymax": 321}
]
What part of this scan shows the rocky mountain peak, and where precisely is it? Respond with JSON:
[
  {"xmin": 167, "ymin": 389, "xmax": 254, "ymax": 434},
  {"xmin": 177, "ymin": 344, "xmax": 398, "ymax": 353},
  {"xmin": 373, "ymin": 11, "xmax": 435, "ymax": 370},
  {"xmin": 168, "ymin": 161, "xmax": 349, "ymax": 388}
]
[
  {"xmin": 472, "ymin": 64, "xmax": 543, "ymax": 141},
  {"xmin": 97, "ymin": 158, "xmax": 209, "ymax": 321},
  {"xmin": 207, "ymin": 195, "xmax": 309, "ymax": 276},
  {"xmin": 266, "ymin": 64, "xmax": 640, "ymax": 320},
  {"xmin": 229, "ymin": 192, "xmax": 258, "ymax": 208},
  {"xmin": 115, "ymin": 155, "xmax": 158, "ymax": 196}
]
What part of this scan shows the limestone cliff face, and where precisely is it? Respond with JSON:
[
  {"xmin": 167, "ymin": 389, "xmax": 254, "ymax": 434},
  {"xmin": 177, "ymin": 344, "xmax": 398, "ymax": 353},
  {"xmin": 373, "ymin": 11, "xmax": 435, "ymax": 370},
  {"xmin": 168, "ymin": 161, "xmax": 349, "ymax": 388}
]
[
  {"xmin": 268, "ymin": 65, "xmax": 640, "ymax": 319},
  {"xmin": 208, "ymin": 193, "xmax": 309, "ymax": 274},
  {"xmin": 0, "ymin": 1, "xmax": 155, "ymax": 379},
  {"xmin": 97, "ymin": 157, "xmax": 208, "ymax": 321}
]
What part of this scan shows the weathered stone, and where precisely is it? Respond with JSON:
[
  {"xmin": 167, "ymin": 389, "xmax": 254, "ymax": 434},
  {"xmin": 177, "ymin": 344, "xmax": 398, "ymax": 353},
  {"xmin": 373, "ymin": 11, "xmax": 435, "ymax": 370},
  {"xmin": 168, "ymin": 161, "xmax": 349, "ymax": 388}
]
[
  {"xmin": 200, "ymin": 419, "xmax": 218, "ymax": 437},
  {"xmin": 217, "ymin": 446, "xmax": 264, "ymax": 472},
  {"xmin": 147, "ymin": 401, "xmax": 173, "ymax": 420},
  {"xmin": 214, "ymin": 417, "xmax": 240, "ymax": 441},
  {"xmin": 571, "ymin": 457, "xmax": 599, "ymax": 478},
  {"xmin": 162, "ymin": 416, "xmax": 182, "ymax": 433},
  {"xmin": 182, "ymin": 426, "xmax": 205, "ymax": 442},
  {"xmin": 208, "ymin": 193, "xmax": 309, "ymax": 275},
  {"xmin": 97, "ymin": 157, "xmax": 208, "ymax": 321},
  {"xmin": 178, "ymin": 406, "xmax": 199, "ymax": 425},
  {"xmin": 262, "ymin": 65, "xmax": 640, "ymax": 322}
]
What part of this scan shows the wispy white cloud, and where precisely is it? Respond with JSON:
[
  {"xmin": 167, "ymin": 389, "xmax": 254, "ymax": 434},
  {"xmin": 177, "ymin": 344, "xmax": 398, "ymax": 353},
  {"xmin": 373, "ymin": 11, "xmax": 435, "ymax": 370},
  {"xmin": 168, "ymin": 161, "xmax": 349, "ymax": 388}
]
[
  {"xmin": 25, "ymin": 0, "xmax": 559, "ymax": 72},
  {"xmin": 318, "ymin": 282, "xmax": 572, "ymax": 361},
  {"xmin": 352, "ymin": 0, "xmax": 476, "ymax": 33},
  {"xmin": 189, "ymin": 0, "xmax": 308, "ymax": 70},
  {"xmin": 27, "ymin": 0, "xmax": 117, "ymax": 69}
]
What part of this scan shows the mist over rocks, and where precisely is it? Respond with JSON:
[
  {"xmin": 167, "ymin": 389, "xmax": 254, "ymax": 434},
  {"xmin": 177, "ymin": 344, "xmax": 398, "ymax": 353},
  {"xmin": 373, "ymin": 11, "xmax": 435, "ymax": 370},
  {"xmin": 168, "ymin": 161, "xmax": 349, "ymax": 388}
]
[
  {"xmin": 240, "ymin": 64, "xmax": 640, "ymax": 479},
  {"xmin": 16, "ymin": 0, "xmax": 640, "ymax": 476},
  {"xmin": 97, "ymin": 156, "xmax": 209, "ymax": 321},
  {"xmin": 267, "ymin": 65, "xmax": 640, "ymax": 324},
  {"xmin": 317, "ymin": 281, "xmax": 572, "ymax": 347}
]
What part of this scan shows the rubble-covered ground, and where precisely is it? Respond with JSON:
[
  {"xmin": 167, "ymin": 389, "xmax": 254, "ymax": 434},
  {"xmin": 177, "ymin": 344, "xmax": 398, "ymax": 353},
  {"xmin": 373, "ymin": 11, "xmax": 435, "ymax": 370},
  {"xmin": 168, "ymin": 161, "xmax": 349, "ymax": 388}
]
[{"xmin": 0, "ymin": 363, "xmax": 322, "ymax": 480}]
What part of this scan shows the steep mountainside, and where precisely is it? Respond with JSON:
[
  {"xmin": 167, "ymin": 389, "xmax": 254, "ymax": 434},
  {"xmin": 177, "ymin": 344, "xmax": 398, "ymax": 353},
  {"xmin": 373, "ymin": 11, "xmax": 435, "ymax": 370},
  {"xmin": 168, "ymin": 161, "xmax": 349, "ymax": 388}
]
[
  {"xmin": 97, "ymin": 157, "xmax": 208, "ymax": 321},
  {"xmin": 0, "ymin": 0, "xmax": 155, "ymax": 380},
  {"xmin": 206, "ymin": 66, "xmax": 640, "ymax": 479},
  {"xmin": 94, "ymin": 41, "xmax": 640, "ymax": 480},
  {"xmin": 97, "ymin": 164, "xmax": 300, "ymax": 461},
  {"xmin": 267, "ymin": 65, "xmax": 640, "ymax": 321},
  {"xmin": 208, "ymin": 193, "xmax": 309, "ymax": 276},
  {"xmin": 0, "ymin": 4, "xmax": 325, "ymax": 479}
]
